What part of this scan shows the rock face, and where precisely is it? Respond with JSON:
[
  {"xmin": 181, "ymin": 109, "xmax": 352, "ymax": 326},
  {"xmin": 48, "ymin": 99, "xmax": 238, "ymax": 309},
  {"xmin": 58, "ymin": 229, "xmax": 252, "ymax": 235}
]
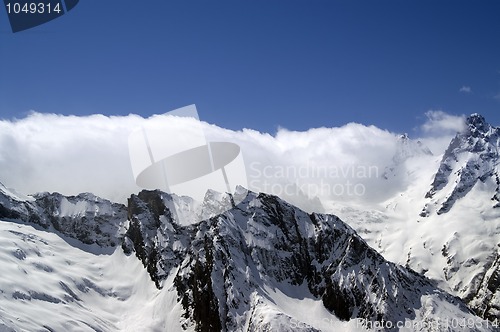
[
  {"xmin": 124, "ymin": 188, "xmax": 481, "ymax": 331},
  {"xmin": 0, "ymin": 183, "xmax": 126, "ymax": 247}
]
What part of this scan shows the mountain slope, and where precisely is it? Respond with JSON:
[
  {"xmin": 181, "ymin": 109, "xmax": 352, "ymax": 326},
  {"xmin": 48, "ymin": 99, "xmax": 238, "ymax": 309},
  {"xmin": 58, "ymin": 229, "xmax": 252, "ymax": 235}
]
[{"xmin": 0, "ymin": 218, "xmax": 184, "ymax": 332}]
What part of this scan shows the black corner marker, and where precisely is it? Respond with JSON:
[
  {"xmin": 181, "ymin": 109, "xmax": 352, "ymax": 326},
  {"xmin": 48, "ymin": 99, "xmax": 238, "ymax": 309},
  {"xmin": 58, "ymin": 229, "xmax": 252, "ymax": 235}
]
[{"xmin": 4, "ymin": 0, "xmax": 79, "ymax": 33}]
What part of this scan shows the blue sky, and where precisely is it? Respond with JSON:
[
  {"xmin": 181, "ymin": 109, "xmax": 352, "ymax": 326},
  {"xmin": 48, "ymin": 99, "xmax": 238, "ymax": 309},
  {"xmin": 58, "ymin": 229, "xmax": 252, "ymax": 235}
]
[{"xmin": 1, "ymin": 0, "xmax": 499, "ymax": 135}]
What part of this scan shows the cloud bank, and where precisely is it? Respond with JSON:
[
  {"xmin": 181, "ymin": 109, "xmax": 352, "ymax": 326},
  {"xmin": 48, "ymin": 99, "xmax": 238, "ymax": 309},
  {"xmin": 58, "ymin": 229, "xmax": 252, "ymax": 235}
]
[{"xmin": 0, "ymin": 111, "xmax": 460, "ymax": 209}]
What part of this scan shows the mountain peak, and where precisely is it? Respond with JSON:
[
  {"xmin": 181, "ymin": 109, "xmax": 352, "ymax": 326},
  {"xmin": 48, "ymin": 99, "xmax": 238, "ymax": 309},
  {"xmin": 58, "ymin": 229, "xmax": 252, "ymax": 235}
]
[
  {"xmin": 465, "ymin": 113, "xmax": 489, "ymax": 136},
  {"xmin": 424, "ymin": 112, "xmax": 500, "ymax": 214},
  {"xmin": 392, "ymin": 133, "xmax": 433, "ymax": 164}
]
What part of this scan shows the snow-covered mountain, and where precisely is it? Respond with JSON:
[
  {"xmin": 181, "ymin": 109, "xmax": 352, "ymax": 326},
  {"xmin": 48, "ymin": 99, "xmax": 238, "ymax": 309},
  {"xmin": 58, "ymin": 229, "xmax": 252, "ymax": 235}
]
[
  {"xmin": 2, "ymin": 113, "xmax": 500, "ymax": 330},
  {"xmin": 423, "ymin": 113, "xmax": 500, "ymax": 215},
  {"xmin": 125, "ymin": 188, "xmax": 487, "ymax": 331},
  {"xmin": 332, "ymin": 114, "xmax": 500, "ymax": 322},
  {"xmin": 0, "ymin": 182, "xmax": 491, "ymax": 331},
  {"xmin": 419, "ymin": 114, "xmax": 500, "ymax": 320}
]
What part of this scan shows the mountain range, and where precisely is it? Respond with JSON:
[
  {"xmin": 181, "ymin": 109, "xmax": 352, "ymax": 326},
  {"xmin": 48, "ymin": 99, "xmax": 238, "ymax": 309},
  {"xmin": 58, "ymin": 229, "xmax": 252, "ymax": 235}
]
[{"xmin": 0, "ymin": 113, "xmax": 499, "ymax": 331}]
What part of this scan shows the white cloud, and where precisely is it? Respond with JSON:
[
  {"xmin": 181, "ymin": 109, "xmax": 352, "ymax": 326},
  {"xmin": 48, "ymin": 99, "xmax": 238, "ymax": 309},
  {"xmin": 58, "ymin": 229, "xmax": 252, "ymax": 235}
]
[
  {"xmin": 0, "ymin": 111, "xmax": 454, "ymax": 208},
  {"xmin": 420, "ymin": 110, "xmax": 466, "ymax": 136},
  {"xmin": 0, "ymin": 112, "xmax": 144, "ymax": 204},
  {"xmin": 459, "ymin": 86, "xmax": 472, "ymax": 93}
]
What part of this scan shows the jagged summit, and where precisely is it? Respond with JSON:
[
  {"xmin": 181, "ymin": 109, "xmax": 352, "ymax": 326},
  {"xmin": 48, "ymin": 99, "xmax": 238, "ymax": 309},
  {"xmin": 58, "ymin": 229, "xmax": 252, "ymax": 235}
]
[{"xmin": 466, "ymin": 113, "xmax": 490, "ymax": 136}]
